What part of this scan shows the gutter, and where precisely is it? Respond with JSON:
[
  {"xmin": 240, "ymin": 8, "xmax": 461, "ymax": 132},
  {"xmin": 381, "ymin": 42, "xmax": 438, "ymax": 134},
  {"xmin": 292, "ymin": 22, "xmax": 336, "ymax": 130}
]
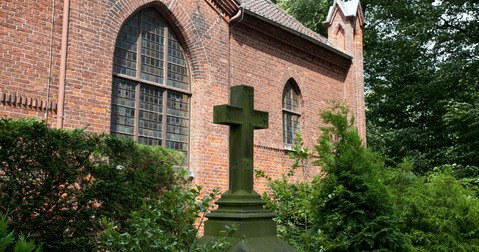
[
  {"xmin": 56, "ymin": 0, "xmax": 70, "ymax": 129},
  {"xmin": 229, "ymin": 5, "xmax": 244, "ymax": 25},
  {"xmin": 243, "ymin": 9, "xmax": 353, "ymax": 60}
]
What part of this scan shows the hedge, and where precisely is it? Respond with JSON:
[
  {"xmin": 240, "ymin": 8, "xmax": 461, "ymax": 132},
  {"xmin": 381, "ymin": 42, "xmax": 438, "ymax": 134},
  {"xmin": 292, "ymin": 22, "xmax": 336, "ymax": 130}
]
[{"xmin": 0, "ymin": 118, "xmax": 184, "ymax": 251}]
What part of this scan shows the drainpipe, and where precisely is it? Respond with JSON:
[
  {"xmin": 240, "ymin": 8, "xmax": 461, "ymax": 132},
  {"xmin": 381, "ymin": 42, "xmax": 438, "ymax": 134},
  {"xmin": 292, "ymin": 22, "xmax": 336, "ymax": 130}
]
[
  {"xmin": 56, "ymin": 0, "xmax": 70, "ymax": 129},
  {"xmin": 45, "ymin": 0, "xmax": 56, "ymax": 124},
  {"xmin": 228, "ymin": 6, "xmax": 244, "ymax": 87},
  {"xmin": 229, "ymin": 5, "xmax": 244, "ymax": 25}
]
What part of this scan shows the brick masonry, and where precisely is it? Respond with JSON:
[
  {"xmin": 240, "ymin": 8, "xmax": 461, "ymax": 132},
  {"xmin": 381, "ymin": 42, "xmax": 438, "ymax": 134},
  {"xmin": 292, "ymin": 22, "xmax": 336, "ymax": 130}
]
[{"xmin": 0, "ymin": 0, "xmax": 364, "ymax": 201}]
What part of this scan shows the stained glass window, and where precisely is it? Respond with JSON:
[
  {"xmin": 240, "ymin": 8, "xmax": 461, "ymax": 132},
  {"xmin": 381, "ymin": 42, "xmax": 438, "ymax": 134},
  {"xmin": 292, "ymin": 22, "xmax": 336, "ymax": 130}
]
[
  {"xmin": 283, "ymin": 80, "xmax": 301, "ymax": 147},
  {"xmin": 111, "ymin": 8, "xmax": 190, "ymax": 155}
]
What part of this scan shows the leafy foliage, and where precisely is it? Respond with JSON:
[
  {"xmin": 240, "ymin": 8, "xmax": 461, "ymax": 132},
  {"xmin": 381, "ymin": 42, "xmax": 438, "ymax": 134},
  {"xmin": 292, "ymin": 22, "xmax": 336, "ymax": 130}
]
[
  {"xmin": 255, "ymin": 139, "xmax": 320, "ymax": 251},
  {"xmin": 383, "ymin": 165, "xmax": 479, "ymax": 251},
  {"xmin": 271, "ymin": 0, "xmax": 332, "ymax": 36},
  {"xmin": 0, "ymin": 212, "xmax": 41, "ymax": 252},
  {"xmin": 0, "ymin": 118, "xmax": 183, "ymax": 251},
  {"xmin": 362, "ymin": 0, "xmax": 479, "ymax": 177},
  {"xmin": 102, "ymin": 185, "xmax": 237, "ymax": 251},
  {"xmin": 259, "ymin": 103, "xmax": 410, "ymax": 251},
  {"xmin": 442, "ymin": 92, "xmax": 479, "ymax": 184},
  {"xmin": 260, "ymin": 103, "xmax": 479, "ymax": 251}
]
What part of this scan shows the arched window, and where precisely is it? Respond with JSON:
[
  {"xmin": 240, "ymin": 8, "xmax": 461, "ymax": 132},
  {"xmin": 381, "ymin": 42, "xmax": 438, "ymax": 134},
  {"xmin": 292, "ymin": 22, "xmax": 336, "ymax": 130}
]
[
  {"xmin": 336, "ymin": 25, "xmax": 345, "ymax": 51},
  {"xmin": 110, "ymin": 8, "xmax": 190, "ymax": 155},
  {"xmin": 282, "ymin": 80, "xmax": 300, "ymax": 148}
]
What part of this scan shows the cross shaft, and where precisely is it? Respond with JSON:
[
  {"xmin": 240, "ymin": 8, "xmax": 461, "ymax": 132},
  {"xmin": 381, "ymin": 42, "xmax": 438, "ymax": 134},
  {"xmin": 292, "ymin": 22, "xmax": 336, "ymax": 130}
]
[{"xmin": 213, "ymin": 85, "xmax": 268, "ymax": 194}]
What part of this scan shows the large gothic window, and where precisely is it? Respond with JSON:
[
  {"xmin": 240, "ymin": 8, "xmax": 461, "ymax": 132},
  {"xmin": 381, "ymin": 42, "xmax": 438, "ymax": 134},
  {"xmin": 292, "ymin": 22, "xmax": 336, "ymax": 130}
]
[
  {"xmin": 110, "ymin": 8, "xmax": 190, "ymax": 155},
  {"xmin": 282, "ymin": 80, "xmax": 300, "ymax": 148}
]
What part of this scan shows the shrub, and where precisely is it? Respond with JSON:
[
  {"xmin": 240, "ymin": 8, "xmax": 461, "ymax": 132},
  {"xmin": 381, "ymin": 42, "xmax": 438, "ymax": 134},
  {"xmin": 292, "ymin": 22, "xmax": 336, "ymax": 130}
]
[
  {"xmin": 256, "ymin": 137, "xmax": 321, "ymax": 251},
  {"xmin": 102, "ymin": 184, "xmax": 237, "ymax": 251},
  {"xmin": 260, "ymin": 102, "xmax": 479, "ymax": 251},
  {"xmin": 0, "ymin": 212, "xmax": 41, "ymax": 252},
  {"xmin": 311, "ymin": 102, "xmax": 410, "ymax": 251},
  {"xmin": 384, "ymin": 165, "xmax": 479, "ymax": 251},
  {"xmin": 0, "ymin": 118, "xmax": 183, "ymax": 251},
  {"xmin": 258, "ymin": 102, "xmax": 410, "ymax": 251}
]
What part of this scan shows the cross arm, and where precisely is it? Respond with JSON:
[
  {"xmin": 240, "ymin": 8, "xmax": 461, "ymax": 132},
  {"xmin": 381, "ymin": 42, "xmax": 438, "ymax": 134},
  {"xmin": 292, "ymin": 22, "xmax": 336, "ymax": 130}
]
[
  {"xmin": 213, "ymin": 104, "xmax": 244, "ymax": 125},
  {"xmin": 251, "ymin": 110, "xmax": 269, "ymax": 129}
]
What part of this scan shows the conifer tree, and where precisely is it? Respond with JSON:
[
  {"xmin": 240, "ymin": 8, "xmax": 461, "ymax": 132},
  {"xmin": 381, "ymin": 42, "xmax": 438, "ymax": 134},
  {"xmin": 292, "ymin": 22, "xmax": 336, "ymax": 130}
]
[{"xmin": 311, "ymin": 102, "xmax": 410, "ymax": 251}]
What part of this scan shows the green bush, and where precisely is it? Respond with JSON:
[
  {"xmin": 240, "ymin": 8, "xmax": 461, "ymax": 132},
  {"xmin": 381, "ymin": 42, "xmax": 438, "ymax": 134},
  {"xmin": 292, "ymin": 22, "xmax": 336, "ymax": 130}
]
[
  {"xmin": 102, "ymin": 185, "xmax": 237, "ymax": 251},
  {"xmin": 260, "ymin": 102, "xmax": 479, "ymax": 251},
  {"xmin": 0, "ymin": 212, "xmax": 41, "ymax": 252},
  {"xmin": 257, "ymin": 172, "xmax": 322, "ymax": 251},
  {"xmin": 0, "ymin": 118, "xmax": 183, "ymax": 251},
  {"xmin": 312, "ymin": 102, "xmax": 410, "ymax": 251},
  {"xmin": 384, "ymin": 165, "xmax": 479, "ymax": 251},
  {"xmin": 259, "ymin": 102, "xmax": 410, "ymax": 251},
  {"xmin": 256, "ymin": 137, "xmax": 321, "ymax": 251}
]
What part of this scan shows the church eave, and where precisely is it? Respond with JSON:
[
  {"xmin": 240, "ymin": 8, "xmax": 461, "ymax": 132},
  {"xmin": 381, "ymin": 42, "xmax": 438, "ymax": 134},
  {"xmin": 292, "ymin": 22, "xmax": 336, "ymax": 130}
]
[
  {"xmin": 244, "ymin": 9, "xmax": 353, "ymax": 60},
  {"xmin": 204, "ymin": 0, "xmax": 240, "ymax": 21}
]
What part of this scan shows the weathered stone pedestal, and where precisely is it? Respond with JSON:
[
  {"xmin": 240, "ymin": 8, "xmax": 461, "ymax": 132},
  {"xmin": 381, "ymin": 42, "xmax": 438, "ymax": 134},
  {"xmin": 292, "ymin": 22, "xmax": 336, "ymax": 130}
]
[
  {"xmin": 201, "ymin": 85, "xmax": 297, "ymax": 251},
  {"xmin": 202, "ymin": 192, "xmax": 296, "ymax": 251}
]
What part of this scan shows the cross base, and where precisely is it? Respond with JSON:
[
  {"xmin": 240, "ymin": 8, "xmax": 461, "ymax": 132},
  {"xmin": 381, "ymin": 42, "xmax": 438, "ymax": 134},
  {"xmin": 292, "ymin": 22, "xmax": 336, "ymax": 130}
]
[
  {"xmin": 204, "ymin": 191, "xmax": 275, "ymax": 235},
  {"xmin": 201, "ymin": 234, "xmax": 297, "ymax": 252},
  {"xmin": 204, "ymin": 218, "xmax": 277, "ymax": 238},
  {"xmin": 202, "ymin": 212, "xmax": 297, "ymax": 252},
  {"xmin": 202, "ymin": 192, "xmax": 297, "ymax": 251}
]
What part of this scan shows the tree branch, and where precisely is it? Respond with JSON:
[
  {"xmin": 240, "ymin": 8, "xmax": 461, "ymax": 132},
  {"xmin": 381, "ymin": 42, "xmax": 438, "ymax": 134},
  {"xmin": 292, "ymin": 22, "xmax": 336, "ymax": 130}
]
[{"xmin": 440, "ymin": 17, "xmax": 466, "ymax": 33}]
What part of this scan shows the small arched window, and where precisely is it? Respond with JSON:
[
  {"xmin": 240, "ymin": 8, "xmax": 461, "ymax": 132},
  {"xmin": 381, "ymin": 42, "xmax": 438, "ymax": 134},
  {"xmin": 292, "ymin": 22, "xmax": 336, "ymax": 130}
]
[
  {"xmin": 336, "ymin": 25, "xmax": 345, "ymax": 50},
  {"xmin": 282, "ymin": 80, "xmax": 300, "ymax": 148},
  {"xmin": 110, "ymin": 8, "xmax": 190, "ymax": 155}
]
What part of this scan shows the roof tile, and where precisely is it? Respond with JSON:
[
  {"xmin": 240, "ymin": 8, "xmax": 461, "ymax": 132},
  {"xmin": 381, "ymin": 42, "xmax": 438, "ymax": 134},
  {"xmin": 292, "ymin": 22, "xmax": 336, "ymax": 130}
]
[{"xmin": 238, "ymin": 0, "xmax": 329, "ymax": 44}]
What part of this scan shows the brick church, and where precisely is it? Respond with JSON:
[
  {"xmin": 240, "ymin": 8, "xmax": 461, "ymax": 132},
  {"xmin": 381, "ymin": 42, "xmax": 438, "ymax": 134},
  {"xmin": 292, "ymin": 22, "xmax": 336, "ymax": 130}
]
[{"xmin": 1, "ymin": 0, "xmax": 365, "ymax": 192}]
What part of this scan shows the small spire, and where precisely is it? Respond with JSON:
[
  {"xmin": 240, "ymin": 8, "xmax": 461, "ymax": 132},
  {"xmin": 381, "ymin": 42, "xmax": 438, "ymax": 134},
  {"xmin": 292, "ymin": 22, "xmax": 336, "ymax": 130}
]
[{"xmin": 324, "ymin": 0, "xmax": 365, "ymax": 27}]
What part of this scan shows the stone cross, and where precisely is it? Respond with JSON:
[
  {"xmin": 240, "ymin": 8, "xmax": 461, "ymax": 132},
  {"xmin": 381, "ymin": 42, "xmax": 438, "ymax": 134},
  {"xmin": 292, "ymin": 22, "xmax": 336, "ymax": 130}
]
[
  {"xmin": 213, "ymin": 85, "xmax": 268, "ymax": 194},
  {"xmin": 203, "ymin": 85, "xmax": 297, "ymax": 251}
]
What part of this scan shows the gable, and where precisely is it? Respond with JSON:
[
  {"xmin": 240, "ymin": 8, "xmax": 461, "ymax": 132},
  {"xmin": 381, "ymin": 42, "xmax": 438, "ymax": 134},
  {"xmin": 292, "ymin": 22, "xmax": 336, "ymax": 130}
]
[{"xmin": 324, "ymin": 0, "xmax": 365, "ymax": 27}]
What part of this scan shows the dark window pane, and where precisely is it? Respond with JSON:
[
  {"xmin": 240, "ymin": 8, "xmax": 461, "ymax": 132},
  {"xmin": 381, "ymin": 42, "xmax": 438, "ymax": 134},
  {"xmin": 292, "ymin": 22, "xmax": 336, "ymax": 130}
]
[
  {"xmin": 166, "ymin": 90, "xmax": 189, "ymax": 151},
  {"xmin": 283, "ymin": 81, "xmax": 300, "ymax": 146},
  {"xmin": 139, "ymin": 84, "xmax": 163, "ymax": 140},
  {"xmin": 167, "ymin": 91, "xmax": 188, "ymax": 118},
  {"xmin": 282, "ymin": 81, "xmax": 300, "ymax": 113},
  {"xmin": 167, "ymin": 32, "xmax": 189, "ymax": 90},
  {"xmin": 140, "ymin": 10, "xmax": 165, "ymax": 84},
  {"xmin": 111, "ymin": 78, "xmax": 136, "ymax": 137},
  {"xmin": 113, "ymin": 17, "xmax": 139, "ymax": 77},
  {"xmin": 138, "ymin": 137, "xmax": 162, "ymax": 146}
]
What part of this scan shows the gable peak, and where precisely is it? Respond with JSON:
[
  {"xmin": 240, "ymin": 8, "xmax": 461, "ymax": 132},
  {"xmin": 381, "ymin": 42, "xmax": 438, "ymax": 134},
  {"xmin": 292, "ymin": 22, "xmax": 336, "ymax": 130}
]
[{"xmin": 324, "ymin": 0, "xmax": 365, "ymax": 26}]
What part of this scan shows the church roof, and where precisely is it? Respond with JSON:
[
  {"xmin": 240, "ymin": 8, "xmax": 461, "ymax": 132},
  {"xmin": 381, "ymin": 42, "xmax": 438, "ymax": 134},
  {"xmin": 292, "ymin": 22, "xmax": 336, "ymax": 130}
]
[
  {"xmin": 237, "ymin": 0, "xmax": 329, "ymax": 44},
  {"xmin": 206, "ymin": 0, "xmax": 240, "ymax": 17},
  {"xmin": 206, "ymin": 0, "xmax": 351, "ymax": 58}
]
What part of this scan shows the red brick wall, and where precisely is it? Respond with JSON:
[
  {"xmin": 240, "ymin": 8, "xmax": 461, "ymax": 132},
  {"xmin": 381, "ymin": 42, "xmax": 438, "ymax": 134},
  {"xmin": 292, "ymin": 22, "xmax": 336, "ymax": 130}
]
[
  {"xmin": 0, "ymin": 0, "xmax": 62, "ymax": 121},
  {"xmin": 225, "ymin": 16, "xmax": 351, "ymax": 191},
  {"xmin": 0, "ymin": 0, "xmax": 364, "ymax": 197}
]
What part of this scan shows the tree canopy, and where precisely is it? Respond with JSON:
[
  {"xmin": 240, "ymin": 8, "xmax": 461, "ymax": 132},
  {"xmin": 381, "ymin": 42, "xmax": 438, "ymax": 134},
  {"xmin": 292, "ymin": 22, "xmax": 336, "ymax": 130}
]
[
  {"xmin": 363, "ymin": 0, "xmax": 479, "ymax": 179},
  {"xmin": 275, "ymin": 0, "xmax": 479, "ymax": 180},
  {"xmin": 272, "ymin": 0, "xmax": 331, "ymax": 36}
]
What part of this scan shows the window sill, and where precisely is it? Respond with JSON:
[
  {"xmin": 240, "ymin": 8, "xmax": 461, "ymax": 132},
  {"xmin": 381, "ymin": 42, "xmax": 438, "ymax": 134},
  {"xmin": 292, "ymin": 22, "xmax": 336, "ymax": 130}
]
[{"xmin": 283, "ymin": 145, "xmax": 296, "ymax": 152}]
